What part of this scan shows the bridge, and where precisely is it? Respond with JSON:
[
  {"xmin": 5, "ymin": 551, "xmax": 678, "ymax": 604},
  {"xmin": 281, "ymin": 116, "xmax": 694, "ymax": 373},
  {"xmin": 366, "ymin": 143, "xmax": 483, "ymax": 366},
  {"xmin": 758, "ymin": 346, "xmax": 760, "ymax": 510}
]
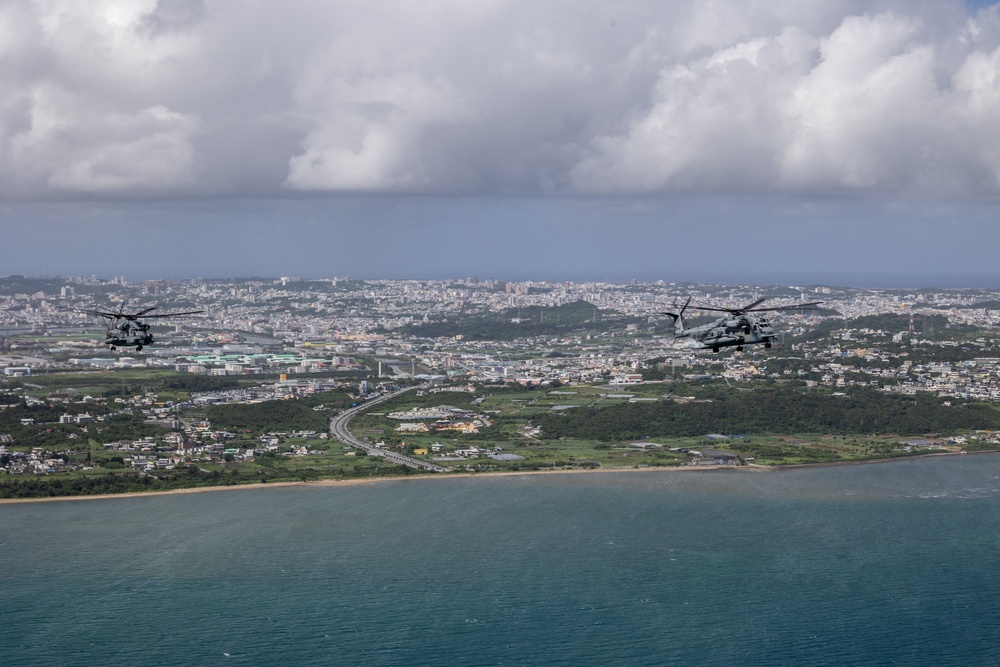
[{"xmin": 329, "ymin": 385, "xmax": 448, "ymax": 473}]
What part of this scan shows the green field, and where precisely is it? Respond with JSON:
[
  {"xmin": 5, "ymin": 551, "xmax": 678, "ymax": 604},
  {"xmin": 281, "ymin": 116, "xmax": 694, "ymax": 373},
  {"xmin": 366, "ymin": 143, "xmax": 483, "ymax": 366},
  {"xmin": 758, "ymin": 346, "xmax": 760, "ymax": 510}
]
[{"xmin": 2, "ymin": 377, "xmax": 996, "ymax": 498}]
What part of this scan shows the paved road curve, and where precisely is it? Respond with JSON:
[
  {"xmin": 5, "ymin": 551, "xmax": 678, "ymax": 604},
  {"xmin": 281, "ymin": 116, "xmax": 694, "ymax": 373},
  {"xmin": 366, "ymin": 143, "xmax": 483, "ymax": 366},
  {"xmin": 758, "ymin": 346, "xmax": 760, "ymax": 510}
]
[{"xmin": 329, "ymin": 385, "xmax": 448, "ymax": 472}]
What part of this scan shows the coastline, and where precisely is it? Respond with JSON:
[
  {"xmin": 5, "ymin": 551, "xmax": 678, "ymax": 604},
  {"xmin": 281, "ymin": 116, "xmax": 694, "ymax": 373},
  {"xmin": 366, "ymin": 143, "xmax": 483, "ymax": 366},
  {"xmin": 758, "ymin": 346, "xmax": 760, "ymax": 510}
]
[
  {"xmin": 0, "ymin": 463, "xmax": 762, "ymax": 505},
  {"xmin": 2, "ymin": 450, "xmax": 995, "ymax": 505}
]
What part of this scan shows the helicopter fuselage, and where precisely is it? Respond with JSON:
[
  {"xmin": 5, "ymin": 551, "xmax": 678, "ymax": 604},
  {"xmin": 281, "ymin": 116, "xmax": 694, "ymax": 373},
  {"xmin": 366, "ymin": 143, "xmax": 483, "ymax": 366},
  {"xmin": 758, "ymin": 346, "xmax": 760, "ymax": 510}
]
[
  {"xmin": 105, "ymin": 321, "xmax": 153, "ymax": 351},
  {"xmin": 674, "ymin": 315, "xmax": 777, "ymax": 352}
]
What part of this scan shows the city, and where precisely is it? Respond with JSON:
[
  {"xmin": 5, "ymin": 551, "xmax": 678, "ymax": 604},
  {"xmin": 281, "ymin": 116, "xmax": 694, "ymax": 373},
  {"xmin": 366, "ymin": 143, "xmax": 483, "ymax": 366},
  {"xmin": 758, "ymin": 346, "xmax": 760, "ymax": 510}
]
[{"xmin": 3, "ymin": 274, "xmax": 1000, "ymax": 496}]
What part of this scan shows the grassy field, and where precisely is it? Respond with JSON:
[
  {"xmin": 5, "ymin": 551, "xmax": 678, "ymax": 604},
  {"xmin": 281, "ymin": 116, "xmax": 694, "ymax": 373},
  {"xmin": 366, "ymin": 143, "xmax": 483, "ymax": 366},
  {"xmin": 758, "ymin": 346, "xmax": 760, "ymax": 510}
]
[
  {"xmin": 2, "ymin": 378, "xmax": 990, "ymax": 498},
  {"xmin": 343, "ymin": 384, "xmax": 968, "ymax": 471}
]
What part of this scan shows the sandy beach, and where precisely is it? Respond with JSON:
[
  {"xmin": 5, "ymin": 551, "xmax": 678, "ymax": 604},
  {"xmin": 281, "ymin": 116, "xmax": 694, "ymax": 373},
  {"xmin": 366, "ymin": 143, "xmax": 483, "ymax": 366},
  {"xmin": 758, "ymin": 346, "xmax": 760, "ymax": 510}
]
[
  {"xmin": 0, "ymin": 463, "xmax": 770, "ymax": 504},
  {"xmin": 3, "ymin": 451, "xmax": 989, "ymax": 505}
]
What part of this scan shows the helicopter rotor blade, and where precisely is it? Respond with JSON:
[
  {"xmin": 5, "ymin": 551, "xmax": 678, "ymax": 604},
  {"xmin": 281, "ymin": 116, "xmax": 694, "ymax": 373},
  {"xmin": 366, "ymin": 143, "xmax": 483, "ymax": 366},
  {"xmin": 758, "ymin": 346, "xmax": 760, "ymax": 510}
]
[
  {"xmin": 137, "ymin": 310, "xmax": 205, "ymax": 319},
  {"xmin": 747, "ymin": 301, "xmax": 823, "ymax": 313},
  {"xmin": 75, "ymin": 308, "xmax": 118, "ymax": 318},
  {"xmin": 691, "ymin": 298, "xmax": 766, "ymax": 315},
  {"xmin": 692, "ymin": 303, "xmax": 741, "ymax": 314},
  {"xmin": 694, "ymin": 299, "xmax": 823, "ymax": 315},
  {"xmin": 74, "ymin": 303, "xmax": 203, "ymax": 324},
  {"xmin": 114, "ymin": 306, "xmax": 160, "ymax": 321}
]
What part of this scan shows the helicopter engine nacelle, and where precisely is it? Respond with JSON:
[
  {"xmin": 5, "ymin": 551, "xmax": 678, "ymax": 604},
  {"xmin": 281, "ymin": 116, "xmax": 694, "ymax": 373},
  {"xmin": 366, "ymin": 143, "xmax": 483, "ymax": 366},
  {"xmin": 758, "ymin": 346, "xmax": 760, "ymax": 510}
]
[{"xmin": 725, "ymin": 319, "xmax": 742, "ymax": 329}]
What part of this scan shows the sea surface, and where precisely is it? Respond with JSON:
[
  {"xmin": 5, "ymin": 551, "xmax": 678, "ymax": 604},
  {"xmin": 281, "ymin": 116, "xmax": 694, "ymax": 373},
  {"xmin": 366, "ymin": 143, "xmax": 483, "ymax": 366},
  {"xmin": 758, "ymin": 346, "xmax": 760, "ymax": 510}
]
[{"xmin": 3, "ymin": 456, "xmax": 1000, "ymax": 667}]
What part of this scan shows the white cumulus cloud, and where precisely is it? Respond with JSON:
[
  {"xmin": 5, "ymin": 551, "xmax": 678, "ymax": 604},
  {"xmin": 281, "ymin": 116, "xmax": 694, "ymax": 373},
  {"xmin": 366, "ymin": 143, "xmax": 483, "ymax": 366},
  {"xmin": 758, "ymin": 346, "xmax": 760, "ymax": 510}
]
[
  {"xmin": 0, "ymin": 0, "xmax": 999, "ymax": 199},
  {"xmin": 571, "ymin": 7, "xmax": 1000, "ymax": 195}
]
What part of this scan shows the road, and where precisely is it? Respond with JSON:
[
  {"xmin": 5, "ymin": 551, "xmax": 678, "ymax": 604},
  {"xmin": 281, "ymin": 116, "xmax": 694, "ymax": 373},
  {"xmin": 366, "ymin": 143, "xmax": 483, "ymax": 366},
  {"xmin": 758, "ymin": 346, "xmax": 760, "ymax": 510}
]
[{"xmin": 329, "ymin": 385, "xmax": 448, "ymax": 472}]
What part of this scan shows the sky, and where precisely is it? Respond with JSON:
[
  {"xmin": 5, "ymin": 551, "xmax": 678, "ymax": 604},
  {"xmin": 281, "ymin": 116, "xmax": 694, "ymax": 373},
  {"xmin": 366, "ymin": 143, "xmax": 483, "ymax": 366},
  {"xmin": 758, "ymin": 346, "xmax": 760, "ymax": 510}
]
[{"xmin": 2, "ymin": 0, "xmax": 1000, "ymax": 287}]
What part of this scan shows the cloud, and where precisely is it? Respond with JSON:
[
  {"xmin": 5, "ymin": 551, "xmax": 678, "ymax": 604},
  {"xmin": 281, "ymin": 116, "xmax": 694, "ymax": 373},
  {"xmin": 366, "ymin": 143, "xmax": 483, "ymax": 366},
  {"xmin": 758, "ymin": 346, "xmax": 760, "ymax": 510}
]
[
  {"xmin": 25, "ymin": 99, "xmax": 200, "ymax": 194},
  {"xmin": 1, "ymin": 0, "xmax": 1000, "ymax": 199},
  {"xmin": 285, "ymin": 72, "xmax": 475, "ymax": 191},
  {"xmin": 571, "ymin": 8, "xmax": 1000, "ymax": 195}
]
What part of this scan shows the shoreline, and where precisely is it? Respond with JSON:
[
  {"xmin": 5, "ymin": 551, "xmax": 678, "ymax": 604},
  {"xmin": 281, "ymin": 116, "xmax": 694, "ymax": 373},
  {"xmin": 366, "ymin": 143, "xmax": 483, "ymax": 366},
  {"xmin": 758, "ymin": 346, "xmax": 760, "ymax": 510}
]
[{"xmin": 2, "ymin": 450, "xmax": 995, "ymax": 505}]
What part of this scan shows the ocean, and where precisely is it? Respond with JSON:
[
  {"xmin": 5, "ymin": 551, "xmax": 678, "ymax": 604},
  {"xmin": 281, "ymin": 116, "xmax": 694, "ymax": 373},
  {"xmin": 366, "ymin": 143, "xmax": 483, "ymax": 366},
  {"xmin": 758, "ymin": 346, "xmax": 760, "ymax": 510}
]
[{"xmin": 2, "ymin": 456, "xmax": 999, "ymax": 666}]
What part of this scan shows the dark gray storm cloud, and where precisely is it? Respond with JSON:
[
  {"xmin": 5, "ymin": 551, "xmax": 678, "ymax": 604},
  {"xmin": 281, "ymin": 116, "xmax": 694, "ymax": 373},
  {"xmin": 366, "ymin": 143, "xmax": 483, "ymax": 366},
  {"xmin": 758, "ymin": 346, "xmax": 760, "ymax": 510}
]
[{"xmin": 2, "ymin": 0, "xmax": 1000, "ymax": 200}]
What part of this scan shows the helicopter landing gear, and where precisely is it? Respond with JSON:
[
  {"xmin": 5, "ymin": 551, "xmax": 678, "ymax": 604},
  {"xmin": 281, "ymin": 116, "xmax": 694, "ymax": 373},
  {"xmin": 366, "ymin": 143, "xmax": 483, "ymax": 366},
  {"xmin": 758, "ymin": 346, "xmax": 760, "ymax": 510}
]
[
  {"xmin": 765, "ymin": 342, "xmax": 772, "ymax": 349},
  {"xmin": 712, "ymin": 347, "xmax": 720, "ymax": 353},
  {"xmin": 110, "ymin": 346, "xmax": 116, "ymax": 351},
  {"xmin": 136, "ymin": 345, "xmax": 143, "ymax": 352},
  {"xmin": 736, "ymin": 346, "xmax": 743, "ymax": 352}
]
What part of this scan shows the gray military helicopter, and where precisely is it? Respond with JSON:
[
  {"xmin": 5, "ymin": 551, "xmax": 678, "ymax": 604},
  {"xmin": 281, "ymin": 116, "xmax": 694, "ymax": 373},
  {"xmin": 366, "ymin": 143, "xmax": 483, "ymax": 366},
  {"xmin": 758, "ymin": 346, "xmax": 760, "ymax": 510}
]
[
  {"xmin": 77, "ymin": 301, "xmax": 203, "ymax": 351},
  {"xmin": 664, "ymin": 297, "xmax": 821, "ymax": 352}
]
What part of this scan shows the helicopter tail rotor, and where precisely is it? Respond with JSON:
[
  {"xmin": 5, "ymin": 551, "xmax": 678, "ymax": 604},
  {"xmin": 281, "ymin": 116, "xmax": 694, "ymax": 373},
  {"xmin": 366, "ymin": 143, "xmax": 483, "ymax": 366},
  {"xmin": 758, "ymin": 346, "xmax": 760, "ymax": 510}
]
[{"xmin": 662, "ymin": 296, "xmax": 691, "ymax": 333}]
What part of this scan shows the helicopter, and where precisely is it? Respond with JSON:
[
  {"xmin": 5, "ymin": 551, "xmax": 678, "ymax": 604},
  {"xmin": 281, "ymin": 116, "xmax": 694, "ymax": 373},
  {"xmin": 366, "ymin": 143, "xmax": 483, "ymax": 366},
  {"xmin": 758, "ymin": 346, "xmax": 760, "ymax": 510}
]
[
  {"xmin": 663, "ymin": 297, "xmax": 821, "ymax": 352},
  {"xmin": 76, "ymin": 301, "xmax": 203, "ymax": 351}
]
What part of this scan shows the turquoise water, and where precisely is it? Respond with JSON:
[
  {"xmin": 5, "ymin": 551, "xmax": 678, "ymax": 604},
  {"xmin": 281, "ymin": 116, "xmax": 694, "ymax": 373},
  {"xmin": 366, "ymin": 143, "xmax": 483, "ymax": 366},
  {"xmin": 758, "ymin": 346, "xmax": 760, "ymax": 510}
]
[{"xmin": 3, "ymin": 456, "xmax": 1000, "ymax": 666}]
